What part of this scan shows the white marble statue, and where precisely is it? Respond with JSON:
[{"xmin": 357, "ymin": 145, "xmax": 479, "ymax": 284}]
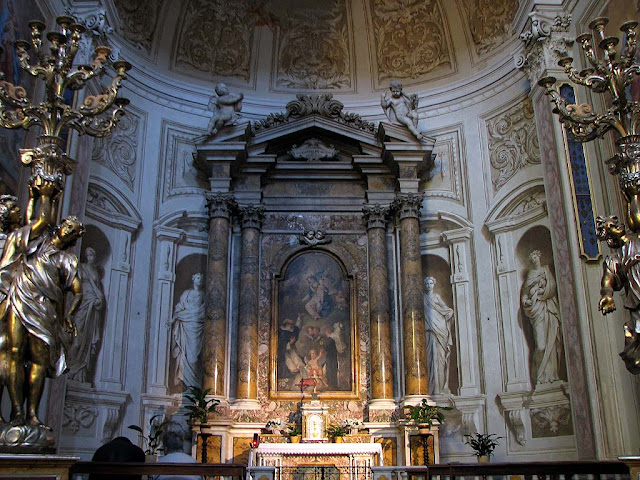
[
  {"xmin": 195, "ymin": 82, "xmax": 243, "ymax": 142},
  {"xmin": 68, "ymin": 247, "xmax": 106, "ymax": 383},
  {"xmin": 381, "ymin": 80, "xmax": 425, "ymax": 140},
  {"xmin": 520, "ymin": 250, "xmax": 562, "ymax": 386},
  {"xmin": 424, "ymin": 276, "xmax": 454, "ymax": 394},
  {"xmin": 168, "ymin": 273, "xmax": 205, "ymax": 389}
]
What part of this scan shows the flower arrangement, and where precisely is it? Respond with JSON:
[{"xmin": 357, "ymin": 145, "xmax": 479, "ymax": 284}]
[
  {"xmin": 464, "ymin": 433, "xmax": 502, "ymax": 458},
  {"xmin": 265, "ymin": 418, "xmax": 286, "ymax": 434},
  {"xmin": 341, "ymin": 418, "xmax": 364, "ymax": 433},
  {"xmin": 287, "ymin": 424, "xmax": 302, "ymax": 437},
  {"xmin": 326, "ymin": 424, "xmax": 347, "ymax": 438}
]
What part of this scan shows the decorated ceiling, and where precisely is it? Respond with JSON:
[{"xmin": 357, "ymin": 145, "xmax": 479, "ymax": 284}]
[{"xmin": 108, "ymin": 0, "xmax": 519, "ymax": 95}]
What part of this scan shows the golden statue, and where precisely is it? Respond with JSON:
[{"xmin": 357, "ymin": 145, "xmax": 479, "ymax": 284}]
[{"xmin": 0, "ymin": 180, "xmax": 84, "ymax": 448}]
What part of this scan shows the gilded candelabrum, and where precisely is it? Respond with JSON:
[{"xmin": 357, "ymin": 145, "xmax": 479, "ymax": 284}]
[
  {"xmin": 0, "ymin": 15, "xmax": 130, "ymax": 212},
  {"xmin": 0, "ymin": 15, "xmax": 130, "ymax": 451},
  {"xmin": 538, "ymin": 17, "xmax": 640, "ymax": 373}
]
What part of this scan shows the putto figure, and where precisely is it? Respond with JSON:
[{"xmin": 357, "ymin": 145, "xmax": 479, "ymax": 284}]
[
  {"xmin": 195, "ymin": 82, "xmax": 243, "ymax": 142},
  {"xmin": 381, "ymin": 80, "xmax": 425, "ymax": 140}
]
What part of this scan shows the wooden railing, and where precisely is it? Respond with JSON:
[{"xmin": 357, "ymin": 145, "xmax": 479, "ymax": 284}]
[
  {"xmin": 70, "ymin": 461, "xmax": 246, "ymax": 479},
  {"xmin": 372, "ymin": 461, "xmax": 630, "ymax": 480}
]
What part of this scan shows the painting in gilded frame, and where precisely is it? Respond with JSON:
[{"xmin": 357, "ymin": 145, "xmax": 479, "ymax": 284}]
[{"xmin": 270, "ymin": 250, "xmax": 358, "ymax": 399}]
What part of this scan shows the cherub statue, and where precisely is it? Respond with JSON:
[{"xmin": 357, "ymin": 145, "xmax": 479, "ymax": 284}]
[
  {"xmin": 596, "ymin": 215, "xmax": 640, "ymax": 373},
  {"xmin": 381, "ymin": 80, "xmax": 425, "ymax": 140},
  {"xmin": 195, "ymin": 82, "xmax": 243, "ymax": 143}
]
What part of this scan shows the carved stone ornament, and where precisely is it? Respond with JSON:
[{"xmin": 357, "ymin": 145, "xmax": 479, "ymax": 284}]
[
  {"xmin": 362, "ymin": 204, "xmax": 390, "ymax": 229},
  {"xmin": 299, "ymin": 229, "xmax": 331, "ymax": 247},
  {"xmin": 92, "ymin": 113, "xmax": 140, "ymax": 191},
  {"xmin": 392, "ymin": 193, "xmax": 423, "ymax": 220},
  {"xmin": 289, "ymin": 138, "xmax": 338, "ymax": 162},
  {"xmin": 239, "ymin": 204, "xmax": 265, "ymax": 230},
  {"xmin": 514, "ymin": 13, "xmax": 573, "ymax": 86},
  {"xmin": 65, "ymin": 6, "xmax": 119, "ymax": 63},
  {"xmin": 462, "ymin": 0, "xmax": 518, "ymax": 56},
  {"xmin": 252, "ymin": 94, "xmax": 376, "ymax": 134},
  {"xmin": 62, "ymin": 404, "xmax": 99, "ymax": 433},
  {"xmin": 206, "ymin": 192, "xmax": 237, "ymax": 220},
  {"xmin": 113, "ymin": 0, "xmax": 161, "ymax": 52}
]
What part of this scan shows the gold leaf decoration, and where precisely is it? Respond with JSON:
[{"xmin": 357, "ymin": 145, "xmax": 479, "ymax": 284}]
[
  {"xmin": 113, "ymin": 0, "xmax": 162, "ymax": 52},
  {"xmin": 462, "ymin": 0, "xmax": 518, "ymax": 55},
  {"xmin": 176, "ymin": 0, "xmax": 254, "ymax": 81},
  {"xmin": 369, "ymin": 0, "xmax": 452, "ymax": 83},
  {"xmin": 275, "ymin": 0, "xmax": 352, "ymax": 90}
]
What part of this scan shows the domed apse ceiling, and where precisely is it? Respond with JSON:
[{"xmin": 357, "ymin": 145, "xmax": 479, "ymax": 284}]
[{"xmin": 110, "ymin": 0, "xmax": 519, "ymax": 94}]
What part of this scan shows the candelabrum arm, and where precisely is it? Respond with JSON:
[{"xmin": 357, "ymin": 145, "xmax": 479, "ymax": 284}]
[
  {"xmin": 0, "ymin": 81, "xmax": 30, "ymax": 108},
  {"xmin": 72, "ymin": 105, "xmax": 127, "ymax": 137},
  {"xmin": 14, "ymin": 45, "xmax": 48, "ymax": 79},
  {"xmin": 63, "ymin": 67, "xmax": 102, "ymax": 91},
  {"xmin": 77, "ymin": 72, "xmax": 127, "ymax": 117}
]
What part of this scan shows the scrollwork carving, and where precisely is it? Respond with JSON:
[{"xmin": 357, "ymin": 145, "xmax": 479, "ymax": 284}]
[
  {"xmin": 113, "ymin": 0, "xmax": 161, "ymax": 52},
  {"xmin": 462, "ymin": 0, "xmax": 518, "ymax": 56},
  {"xmin": 487, "ymin": 98, "xmax": 540, "ymax": 191},
  {"xmin": 370, "ymin": 0, "xmax": 452, "ymax": 83},
  {"xmin": 62, "ymin": 404, "xmax": 98, "ymax": 433},
  {"xmin": 92, "ymin": 112, "xmax": 139, "ymax": 191}
]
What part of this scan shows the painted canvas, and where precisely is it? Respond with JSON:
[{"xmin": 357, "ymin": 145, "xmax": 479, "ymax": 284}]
[{"xmin": 271, "ymin": 251, "xmax": 354, "ymax": 398}]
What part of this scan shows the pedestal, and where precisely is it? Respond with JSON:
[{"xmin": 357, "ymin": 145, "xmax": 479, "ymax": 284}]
[{"xmin": 0, "ymin": 454, "xmax": 78, "ymax": 479}]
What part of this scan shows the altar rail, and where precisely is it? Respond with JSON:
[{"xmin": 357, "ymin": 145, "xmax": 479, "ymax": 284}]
[
  {"xmin": 372, "ymin": 461, "xmax": 630, "ymax": 480},
  {"xmin": 70, "ymin": 461, "xmax": 246, "ymax": 479}
]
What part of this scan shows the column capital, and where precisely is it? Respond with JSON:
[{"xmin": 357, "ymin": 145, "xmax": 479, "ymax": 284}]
[
  {"xmin": 206, "ymin": 192, "xmax": 236, "ymax": 220},
  {"xmin": 514, "ymin": 12, "xmax": 573, "ymax": 86},
  {"xmin": 362, "ymin": 204, "xmax": 391, "ymax": 230},
  {"xmin": 392, "ymin": 193, "xmax": 423, "ymax": 220},
  {"xmin": 440, "ymin": 227, "xmax": 473, "ymax": 245},
  {"xmin": 239, "ymin": 204, "xmax": 265, "ymax": 230}
]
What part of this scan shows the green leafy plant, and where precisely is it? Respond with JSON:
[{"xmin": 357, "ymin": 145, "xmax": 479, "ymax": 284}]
[
  {"xmin": 287, "ymin": 424, "xmax": 302, "ymax": 437},
  {"xmin": 464, "ymin": 433, "xmax": 503, "ymax": 457},
  {"xmin": 128, "ymin": 414, "xmax": 166, "ymax": 455},
  {"xmin": 184, "ymin": 386, "xmax": 220, "ymax": 424},
  {"xmin": 404, "ymin": 399, "xmax": 452, "ymax": 428},
  {"xmin": 326, "ymin": 424, "xmax": 346, "ymax": 438}
]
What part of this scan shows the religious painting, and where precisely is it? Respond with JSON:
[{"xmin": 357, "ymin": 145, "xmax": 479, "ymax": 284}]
[{"xmin": 270, "ymin": 251, "xmax": 358, "ymax": 399}]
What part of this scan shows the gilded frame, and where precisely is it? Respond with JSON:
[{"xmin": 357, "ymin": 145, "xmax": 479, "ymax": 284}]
[{"xmin": 269, "ymin": 250, "xmax": 359, "ymax": 400}]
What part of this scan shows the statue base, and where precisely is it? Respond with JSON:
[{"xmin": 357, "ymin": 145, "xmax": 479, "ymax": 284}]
[{"xmin": 0, "ymin": 423, "xmax": 55, "ymax": 453}]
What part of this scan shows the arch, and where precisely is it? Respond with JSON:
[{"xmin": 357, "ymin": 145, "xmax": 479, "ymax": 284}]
[
  {"xmin": 86, "ymin": 178, "xmax": 142, "ymax": 232},
  {"xmin": 484, "ymin": 179, "xmax": 546, "ymax": 233}
]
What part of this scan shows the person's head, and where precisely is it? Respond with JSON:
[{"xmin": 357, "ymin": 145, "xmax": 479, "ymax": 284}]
[
  {"xmin": 424, "ymin": 276, "xmax": 436, "ymax": 291},
  {"xmin": 215, "ymin": 82, "xmax": 229, "ymax": 96},
  {"xmin": 192, "ymin": 273, "xmax": 204, "ymax": 287},
  {"xmin": 596, "ymin": 215, "xmax": 626, "ymax": 248},
  {"xmin": 529, "ymin": 250, "xmax": 542, "ymax": 266},
  {"xmin": 162, "ymin": 422, "xmax": 187, "ymax": 454},
  {"xmin": 306, "ymin": 325, "xmax": 315, "ymax": 335},
  {"xmin": 54, "ymin": 216, "xmax": 85, "ymax": 247},
  {"xmin": 389, "ymin": 80, "xmax": 403, "ymax": 97},
  {"xmin": 307, "ymin": 275, "xmax": 318, "ymax": 287},
  {"xmin": 309, "ymin": 349, "xmax": 318, "ymax": 359},
  {"xmin": 85, "ymin": 247, "xmax": 97, "ymax": 264},
  {"xmin": 0, "ymin": 195, "xmax": 20, "ymax": 232}
]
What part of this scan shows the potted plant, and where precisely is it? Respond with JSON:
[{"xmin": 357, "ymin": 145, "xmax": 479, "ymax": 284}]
[
  {"xmin": 128, "ymin": 414, "xmax": 166, "ymax": 461},
  {"xmin": 404, "ymin": 399, "xmax": 451, "ymax": 434},
  {"xmin": 464, "ymin": 433, "xmax": 503, "ymax": 463},
  {"xmin": 287, "ymin": 424, "xmax": 302, "ymax": 443},
  {"xmin": 184, "ymin": 386, "xmax": 220, "ymax": 426},
  {"xmin": 326, "ymin": 424, "xmax": 347, "ymax": 443}
]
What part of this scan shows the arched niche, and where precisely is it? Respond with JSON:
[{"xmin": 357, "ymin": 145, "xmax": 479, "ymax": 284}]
[{"xmin": 269, "ymin": 249, "xmax": 359, "ymax": 401}]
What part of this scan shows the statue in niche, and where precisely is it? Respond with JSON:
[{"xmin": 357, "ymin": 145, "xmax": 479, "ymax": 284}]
[
  {"xmin": 520, "ymin": 250, "xmax": 562, "ymax": 386},
  {"xmin": 195, "ymin": 82, "xmax": 243, "ymax": 143},
  {"xmin": 67, "ymin": 247, "xmax": 106, "ymax": 384},
  {"xmin": 381, "ymin": 80, "xmax": 425, "ymax": 140},
  {"xmin": 423, "ymin": 276, "xmax": 454, "ymax": 394},
  {"xmin": 168, "ymin": 273, "xmax": 205, "ymax": 389}
]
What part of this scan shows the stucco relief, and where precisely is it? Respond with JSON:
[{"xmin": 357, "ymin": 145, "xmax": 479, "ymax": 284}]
[
  {"xmin": 487, "ymin": 98, "xmax": 540, "ymax": 192},
  {"xmin": 92, "ymin": 111, "xmax": 140, "ymax": 192},
  {"xmin": 368, "ymin": 0, "xmax": 453, "ymax": 87},
  {"xmin": 175, "ymin": 0, "xmax": 253, "ymax": 81},
  {"xmin": 421, "ymin": 129, "xmax": 462, "ymax": 201},
  {"xmin": 113, "ymin": 0, "xmax": 161, "ymax": 52},
  {"xmin": 460, "ymin": 0, "xmax": 518, "ymax": 56},
  {"xmin": 274, "ymin": 0, "xmax": 353, "ymax": 90}
]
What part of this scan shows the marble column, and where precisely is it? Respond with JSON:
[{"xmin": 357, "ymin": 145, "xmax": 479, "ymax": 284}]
[
  {"xmin": 363, "ymin": 204, "xmax": 394, "ymax": 403},
  {"xmin": 234, "ymin": 204, "xmax": 265, "ymax": 407},
  {"xmin": 203, "ymin": 193, "xmax": 236, "ymax": 397},
  {"xmin": 393, "ymin": 193, "xmax": 429, "ymax": 397}
]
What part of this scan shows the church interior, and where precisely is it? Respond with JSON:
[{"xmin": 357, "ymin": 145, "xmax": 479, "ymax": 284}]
[{"xmin": 0, "ymin": 0, "xmax": 639, "ymax": 470}]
